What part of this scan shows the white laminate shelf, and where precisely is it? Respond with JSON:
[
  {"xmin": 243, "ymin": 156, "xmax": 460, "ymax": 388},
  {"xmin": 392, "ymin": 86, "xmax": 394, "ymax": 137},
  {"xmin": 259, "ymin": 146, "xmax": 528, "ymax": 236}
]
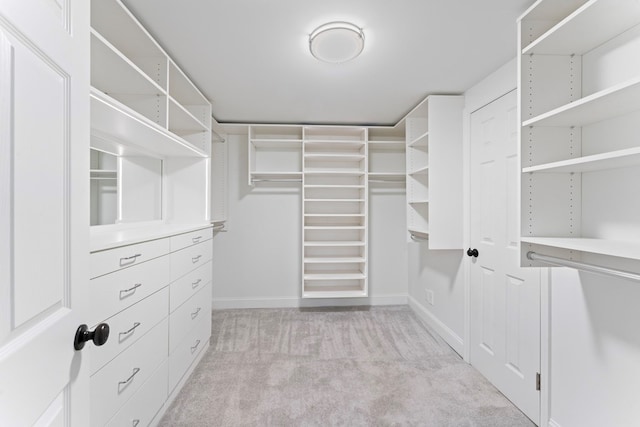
[
  {"xmin": 368, "ymin": 140, "xmax": 406, "ymax": 150},
  {"xmin": 521, "ymin": 237, "xmax": 640, "ymax": 260},
  {"xmin": 168, "ymin": 97, "xmax": 210, "ymax": 133},
  {"xmin": 251, "ymin": 139, "xmax": 302, "ymax": 148},
  {"xmin": 304, "ymin": 257, "xmax": 366, "ymax": 263},
  {"xmin": 304, "ymin": 184, "xmax": 365, "ymax": 189},
  {"xmin": 408, "ymin": 131, "xmax": 429, "ymax": 147},
  {"xmin": 304, "ymin": 154, "xmax": 365, "ymax": 161},
  {"xmin": 409, "ymin": 200, "xmax": 429, "ymax": 204},
  {"xmin": 523, "ymin": 76, "xmax": 640, "ymax": 128},
  {"xmin": 168, "ymin": 61, "xmax": 209, "ymax": 107},
  {"xmin": 91, "ymin": 30, "xmax": 164, "ymax": 97},
  {"xmin": 522, "ymin": 0, "xmax": 640, "ymax": 55},
  {"xmin": 90, "ymin": 90, "xmax": 208, "ymax": 158},
  {"xmin": 303, "ymin": 171, "xmax": 365, "ymax": 176},
  {"xmin": 251, "ymin": 171, "xmax": 302, "ymax": 179},
  {"xmin": 302, "ymin": 286, "xmax": 367, "ymax": 298},
  {"xmin": 523, "ymin": 146, "xmax": 640, "ymax": 173},
  {"xmin": 304, "ymin": 199, "xmax": 365, "ymax": 202},
  {"xmin": 304, "ymin": 214, "xmax": 364, "ymax": 217},
  {"xmin": 303, "ymin": 241, "xmax": 366, "ymax": 247},
  {"xmin": 304, "ymin": 141, "xmax": 365, "ymax": 150},
  {"xmin": 408, "ymin": 165, "xmax": 429, "ymax": 175},
  {"xmin": 304, "ymin": 226, "xmax": 365, "ymax": 230},
  {"xmin": 303, "ymin": 272, "xmax": 366, "ymax": 280},
  {"xmin": 368, "ymin": 172, "xmax": 405, "ymax": 180}
]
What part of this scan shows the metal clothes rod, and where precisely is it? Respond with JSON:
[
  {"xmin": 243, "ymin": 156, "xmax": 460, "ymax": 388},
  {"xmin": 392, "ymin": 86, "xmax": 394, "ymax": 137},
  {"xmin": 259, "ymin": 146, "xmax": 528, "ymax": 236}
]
[
  {"xmin": 251, "ymin": 178, "xmax": 302, "ymax": 183},
  {"xmin": 410, "ymin": 233, "xmax": 428, "ymax": 242},
  {"xmin": 526, "ymin": 251, "xmax": 640, "ymax": 282}
]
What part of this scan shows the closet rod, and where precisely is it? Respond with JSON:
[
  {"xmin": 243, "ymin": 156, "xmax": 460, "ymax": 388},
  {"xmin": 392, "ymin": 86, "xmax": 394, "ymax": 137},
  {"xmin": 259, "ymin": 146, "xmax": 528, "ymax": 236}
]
[
  {"xmin": 526, "ymin": 251, "xmax": 640, "ymax": 282},
  {"xmin": 251, "ymin": 178, "xmax": 302, "ymax": 183},
  {"xmin": 410, "ymin": 233, "xmax": 428, "ymax": 242}
]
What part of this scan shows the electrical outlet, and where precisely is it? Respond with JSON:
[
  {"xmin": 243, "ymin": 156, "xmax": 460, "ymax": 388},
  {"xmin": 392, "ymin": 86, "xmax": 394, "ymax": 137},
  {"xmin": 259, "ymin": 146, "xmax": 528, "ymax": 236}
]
[{"xmin": 425, "ymin": 289, "xmax": 434, "ymax": 306}]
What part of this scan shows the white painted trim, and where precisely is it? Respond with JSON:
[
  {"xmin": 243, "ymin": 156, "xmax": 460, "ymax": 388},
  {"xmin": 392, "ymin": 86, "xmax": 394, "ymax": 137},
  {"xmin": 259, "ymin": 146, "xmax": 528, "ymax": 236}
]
[
  {"xmin": 212, "ymin": 294, "xmax": 409, "ymax": 310},
  {"xmin": 541, "ymin": 267, "xmax": 552, "ymax": 427},
  {"xmin": 408, "ymin": 295, "xmax": 464, "ymax": 356}
]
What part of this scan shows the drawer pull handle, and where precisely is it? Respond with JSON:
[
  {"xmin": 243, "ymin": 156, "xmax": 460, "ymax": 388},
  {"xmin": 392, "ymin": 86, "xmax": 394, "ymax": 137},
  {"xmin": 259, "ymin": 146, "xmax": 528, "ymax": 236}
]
[
  {"xmin": 118, "ymin": 367, "xmax": 140, "ymax": 387},
  {"xmin": 192, "ymin": 255, "xmax": 202, "ymax": 263},
  {"xmin": 192, "ymin": 236, "xmax": 202, "ymax": 243},
  {"xmin": 119, "ymin": 253, "xmax": 142, "ymax": 266},
  {"xmin": 191, "ymin": 339, "xmax": 201, "ymax": 353},
  {"xmin": 119, "ymin": 322, "xmax": 141, "ymax": 339},
  {"xmin": 119, "ymin": 283, "xmax": 142, "ymax": 298},
  {"xmin": 191, "ymin": 279, "xmax": 202, "ymax": 289},
  {"xmin": 132, "ymin": 421, "xmax": 140, "ymax": 427},
  {"xmin": 191, "ymin": 307, "xmax": 201, "ymax": 320}
]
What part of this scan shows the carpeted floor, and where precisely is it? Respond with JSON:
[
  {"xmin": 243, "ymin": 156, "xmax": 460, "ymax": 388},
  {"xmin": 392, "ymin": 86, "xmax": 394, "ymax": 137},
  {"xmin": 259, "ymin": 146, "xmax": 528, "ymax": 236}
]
[{"xmin": 159, "ymin": 306, "xmax": 535, "ymax": 426}]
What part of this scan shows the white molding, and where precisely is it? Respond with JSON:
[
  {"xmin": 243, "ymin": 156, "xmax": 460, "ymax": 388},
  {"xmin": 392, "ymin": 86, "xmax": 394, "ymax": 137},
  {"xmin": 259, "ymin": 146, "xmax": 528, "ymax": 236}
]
[
  {"xmin": 408, "ymin": 295, "xmax": 464, "ymax": 356},
  {"xmin": 541, "ymin": 267, "xmax": 552, "ymax": 427},
  {"xmin": 212, "ymin": 294, "xmax": 409, "ymax": 310}
]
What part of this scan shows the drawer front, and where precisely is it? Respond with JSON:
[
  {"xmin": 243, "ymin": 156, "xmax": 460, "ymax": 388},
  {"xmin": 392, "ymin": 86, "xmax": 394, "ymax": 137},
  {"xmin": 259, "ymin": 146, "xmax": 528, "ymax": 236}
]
[
  {"xmin": 169, "ymin": 282, "xmax": 212, "ymax": 352},
  {"xmin": 168, "ymin": 313, "xmax": 211, "ymax": 393},
  {"xmin": 170, "ymin": 241, "xmax": 212, "ymax": 282},
  {"xmin": 91, "ymin": 287, "xmax": 169, "ymax": 375},
  {"xmin": 170, "ymin": 227, "xmax": 213, "ymax": 252},
  {"xmin": 105, "ymin": 361, "xmax": 168, "ymax": 427},
  {"xmin": 91, "ymin": 318, "xmax": 168, "ymax": 427},
  {"xmin": 90, "ymin": 255, "xmax": 170, "ymax": 326},
  {"xmin": 169, "ymin": 260, "xmax": 212, "ymax": 313},
  {"xmin": 91, "ymin": 238, "xmax": 171, "ymax": 279}
]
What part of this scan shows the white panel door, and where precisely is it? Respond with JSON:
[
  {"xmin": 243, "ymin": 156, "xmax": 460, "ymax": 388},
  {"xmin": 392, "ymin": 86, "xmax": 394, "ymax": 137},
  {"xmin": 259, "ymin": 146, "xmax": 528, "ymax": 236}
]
[
  {"xmin": 0, "ymin": 0, "xmax": 90, "ymax": 425},
  {"xmin": 469, "ymin": 90, "xmax": 541, "ymax": 423}
]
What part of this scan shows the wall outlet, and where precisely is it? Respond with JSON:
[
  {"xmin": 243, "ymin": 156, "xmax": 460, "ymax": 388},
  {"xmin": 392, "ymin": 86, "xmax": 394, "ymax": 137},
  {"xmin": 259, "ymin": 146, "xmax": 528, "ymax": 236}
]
[{"xmin": 425, "ymin": 289, "xmax": 434, "ymax": 306}]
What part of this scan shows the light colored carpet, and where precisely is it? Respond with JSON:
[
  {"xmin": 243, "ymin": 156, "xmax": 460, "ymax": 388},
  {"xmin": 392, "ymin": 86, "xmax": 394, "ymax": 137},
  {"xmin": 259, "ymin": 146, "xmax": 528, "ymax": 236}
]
[{"xmin": 159, "ymin": 306, "xmax": 535, "ymax": 426}]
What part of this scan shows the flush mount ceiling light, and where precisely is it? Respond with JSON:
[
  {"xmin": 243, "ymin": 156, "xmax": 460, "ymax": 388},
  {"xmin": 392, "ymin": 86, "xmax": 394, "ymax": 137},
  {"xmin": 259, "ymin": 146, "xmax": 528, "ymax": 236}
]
[{"xmin": 309, "ymin": 21, "xmax": 365, "ymax": 63}]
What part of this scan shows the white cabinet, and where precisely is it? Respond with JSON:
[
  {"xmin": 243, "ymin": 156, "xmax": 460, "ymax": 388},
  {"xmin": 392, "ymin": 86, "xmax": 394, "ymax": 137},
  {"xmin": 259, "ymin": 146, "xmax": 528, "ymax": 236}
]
[
  {"xmin": 89, "ymin": 225, "xmax": 212, "ymax": 426},
  {"xmin": 405, "ymin": 95, "xmax": 464, "ymax": 249},
  {"xmin": 518, "ymin": 0, "xmax": 640, "ymax": 265},
  {"xmin": 302, "ymin": 127, "xmax": 368, "ymax": 298}
]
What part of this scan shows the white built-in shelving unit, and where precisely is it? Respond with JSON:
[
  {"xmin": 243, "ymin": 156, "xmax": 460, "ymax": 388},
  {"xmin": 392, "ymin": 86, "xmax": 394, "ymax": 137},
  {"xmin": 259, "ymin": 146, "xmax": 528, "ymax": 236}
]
[
  {"xmin": 302, "ymin": 127, "xmax": 368, "ymax": 298},
  {"xmin": 248, "ymin": 125, "xmax": 303, "ymax": 185},
  {"xmin": 368, "ymin": 125, "xmax": 407, "ymax": 185},
  {"xmin": 518, "ymin": 0, "xmax": 640, "ymax": 266},
  {"xmin": 405, "ymin": 95, "xmax": 464, "ymax": 249}
]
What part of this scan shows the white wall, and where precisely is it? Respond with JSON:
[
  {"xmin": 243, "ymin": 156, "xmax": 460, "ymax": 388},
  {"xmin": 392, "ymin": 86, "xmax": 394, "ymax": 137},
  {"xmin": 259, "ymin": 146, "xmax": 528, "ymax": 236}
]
[{"xmin": 212, "ymin": 133, "xmax": 408, "ymax": 308}]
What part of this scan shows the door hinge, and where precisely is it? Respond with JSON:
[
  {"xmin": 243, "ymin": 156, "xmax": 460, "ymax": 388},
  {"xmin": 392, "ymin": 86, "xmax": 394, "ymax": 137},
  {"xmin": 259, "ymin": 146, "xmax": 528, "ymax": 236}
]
[{"xmin": 536, "ymin": 372, "xmax": 541, "ymax": 391}]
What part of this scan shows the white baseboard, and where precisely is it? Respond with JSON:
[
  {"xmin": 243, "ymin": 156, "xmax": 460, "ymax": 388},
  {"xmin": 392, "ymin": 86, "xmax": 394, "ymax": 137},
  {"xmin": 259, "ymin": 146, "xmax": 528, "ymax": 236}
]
[
  {"xmin": 212, "ymin": 294, "xmax": 409, "ymax": 310},
  {"xmin": 408, "ymin": 295, "xmax": 464, "ymax": 356}
]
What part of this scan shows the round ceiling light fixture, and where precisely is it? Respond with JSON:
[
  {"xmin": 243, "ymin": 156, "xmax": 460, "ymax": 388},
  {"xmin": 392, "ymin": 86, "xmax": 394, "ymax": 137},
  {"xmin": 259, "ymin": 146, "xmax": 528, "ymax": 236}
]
[{"xmin": 309, "ymin": 21, "xmax": 365, "ymax": 63}]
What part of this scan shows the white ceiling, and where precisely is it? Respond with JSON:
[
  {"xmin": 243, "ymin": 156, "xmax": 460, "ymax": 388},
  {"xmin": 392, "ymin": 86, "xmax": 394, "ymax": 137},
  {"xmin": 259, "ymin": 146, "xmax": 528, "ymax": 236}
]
[{"xmin": 122, "ymin": 0, "xmax": 535, "ymax": 126}]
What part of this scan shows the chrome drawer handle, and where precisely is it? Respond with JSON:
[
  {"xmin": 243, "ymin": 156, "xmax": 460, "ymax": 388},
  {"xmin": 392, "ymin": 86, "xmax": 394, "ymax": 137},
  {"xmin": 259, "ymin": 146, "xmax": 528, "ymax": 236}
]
[
  {"xmin": 191, "ymin": 307, "xmax": 201, "ymax": 320},
  {"xmin": 119, "ymin": 322, "xmax": 141, "ymax": 338},
  {"xmin": 132, "ymin": 420, "xmax": 140, "ymax": 427},
  {"xmin": 119, "ymin": 283, "xmax": 142, "ymax": 299},
  {"xmin": 192, "ymin": 255, "xmax": 202, "ymax": 263},
  {"xmin": 192, "ymin": 236, "xmax": 202, "ymax": 243},
  {"xmin": 118, "ymin": 367, "xmax": 140, "ymax": 387},
  {"xmin": 191, "ymin": 279, "xmax": 202, "ymax": 289},
  {"xmin": 119, "ymin": 253, "xmax": 141, "ymax": 266},
  {"xmin": 190, "ymin": 339, "xmax": 201, "ymax": 353}
]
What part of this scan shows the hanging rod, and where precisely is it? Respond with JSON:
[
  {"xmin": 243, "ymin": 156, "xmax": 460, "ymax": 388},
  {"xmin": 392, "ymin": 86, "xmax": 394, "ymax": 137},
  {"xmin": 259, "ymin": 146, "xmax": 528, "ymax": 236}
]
[
  {"xmin": 251, "ymin": 178, "xmax": 302, "ymax": 183},
  {"xmin": 526, "ymin": 251, "xmax": 640, "ymax": 282},
  {"xmin": 410, "ymin": 233, "xmax": 428, "ymax": 242}
]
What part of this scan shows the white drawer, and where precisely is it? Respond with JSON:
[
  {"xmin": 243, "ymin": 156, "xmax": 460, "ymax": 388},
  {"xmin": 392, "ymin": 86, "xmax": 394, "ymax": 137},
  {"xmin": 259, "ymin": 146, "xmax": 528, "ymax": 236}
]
[
  {"xmin": 170, "ymin": 241, "xmax": 212, "ymax": 282},
  {"xmin": 169, "ymin": 260, "xmax": 212, "ymax": 313},
  {"xmin": 91, "ymin": 287, "xmax": 169, "ymax": 375},
  {"xmin": 90, "ymin": 318, "xmax": 168, "ymax": 427},
  {"xmin": 169, "ymin": 282, "xmax": 212, "ymax": 352},
  {"xmin": 90, "ymin": 255, "xmax": 170, "ymax": 326},
  {"xmin": 170, "ymin": 227, "xmax": 213, "ymax": 252},
  {"xmin": 91, "ymin": 238, "xmax": 171, "ymax": 279},
  {"xmin": 105, "ymin": 361, "xmax": 168, "ymax": 427},
  {"xmin": 168, "ymin": 313, "xmax": 211, "ymax": 393}
]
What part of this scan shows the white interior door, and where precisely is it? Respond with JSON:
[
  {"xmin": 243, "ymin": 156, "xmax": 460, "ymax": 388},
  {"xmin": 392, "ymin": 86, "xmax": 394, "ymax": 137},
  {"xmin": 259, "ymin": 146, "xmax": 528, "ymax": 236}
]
[
  {"xmin": 0, "ymin": 0, "xmax": 90, "ymax": 425},
  {"xmin": 469, "ymin": 90, "xmax": 541, "ymax": 424}
]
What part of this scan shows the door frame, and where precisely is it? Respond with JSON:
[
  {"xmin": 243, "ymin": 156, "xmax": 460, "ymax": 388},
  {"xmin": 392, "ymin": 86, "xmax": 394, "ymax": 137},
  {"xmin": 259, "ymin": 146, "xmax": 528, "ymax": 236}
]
[{"xmin": 461, "ymin": 58, "xmax": 550, "ymax": 425}]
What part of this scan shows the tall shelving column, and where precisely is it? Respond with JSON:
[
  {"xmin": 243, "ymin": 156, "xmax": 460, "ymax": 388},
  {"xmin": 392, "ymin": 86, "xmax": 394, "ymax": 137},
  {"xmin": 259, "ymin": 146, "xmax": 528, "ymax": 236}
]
[
  {"xmin": 518, "ymin": 0, "xmax": 640, "ymax": 266},
  {"xmin": 302, "ymin": 127, "xmax": 368, "ymax": 298}
]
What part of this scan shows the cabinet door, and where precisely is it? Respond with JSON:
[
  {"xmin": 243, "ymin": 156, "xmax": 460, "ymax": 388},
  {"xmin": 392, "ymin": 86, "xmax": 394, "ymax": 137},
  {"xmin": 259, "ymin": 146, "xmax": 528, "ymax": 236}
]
[{"xmin": 0, "ymin": 0, "xmax": 90, "ymax": 425}]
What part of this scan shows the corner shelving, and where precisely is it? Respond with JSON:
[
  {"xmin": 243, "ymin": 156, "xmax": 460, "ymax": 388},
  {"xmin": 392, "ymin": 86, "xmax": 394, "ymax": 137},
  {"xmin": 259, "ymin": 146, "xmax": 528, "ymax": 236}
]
[
  {"xmin": 248, "ymin": 125, "xmax": 302, "ymax": 185},
  {"xmin": 302, "ymin": 127, "xmax": 368, "ymax": 298},
  {"xmin": 405, "ymin": 95, "xmax": 463, "ymax": 249},
  {"xmin": 519, "ymin": 0, "xmax": 640, "ymax": 267},
  {"xmin": 368, "ymin": 125, "xmax": 406, "ymax": 184}
]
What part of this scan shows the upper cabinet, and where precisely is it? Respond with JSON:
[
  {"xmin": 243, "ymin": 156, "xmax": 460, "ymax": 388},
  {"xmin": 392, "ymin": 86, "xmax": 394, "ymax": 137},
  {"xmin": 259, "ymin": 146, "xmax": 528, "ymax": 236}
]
[
  {"xmin": 518, "ymin": 0, "xmax": 640, "ymax": 265},
  {"xmin": 90, "ymin": 0, "xmax": 211, "ymax": 159},
  {"xmin": 405, "ymin": 95, "xmax": 464, "ymax": 249}
]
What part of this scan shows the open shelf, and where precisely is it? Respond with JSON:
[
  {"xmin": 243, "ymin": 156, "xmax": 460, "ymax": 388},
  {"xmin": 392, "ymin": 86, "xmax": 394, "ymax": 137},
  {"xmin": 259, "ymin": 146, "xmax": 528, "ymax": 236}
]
[
  {"xmin": 303, "ymin": 241, "xmax": 365, "ymax": 247},
  {"xmin": 523, "ymin": 76, "xmax": 640, "ymax": 127},
  {"xmin": 304, "ymin": 257, "xmax": 366, "ymax": 263},
  {"xmin": 302, "ymin": 285, "xmax": 367, "ymax": 299},
  {"xmin": 408, "ymin": 131, "xmax": 429, "ymax": 147},
  {"xmin": 304, "ymin": 154, "xmax": 365, "ymax": 162},
  {"xmin": 523, "ymin": 0, "xmax": 640, "ymax": 55},
  {"xmin": 90, "ymin": 89, "xmax": 208, "ymax": 158},
  {"xmin": 303, "ymin": 272, "xmax": 366, "ymax": 280},
  {"xmin": 523, "ymin": 147, "xmax": 640, "ymax": 173},
  {"xmin": 408, "ymin": 165, "xmax": 429, "ymax": 175},
  {"xmin": 168, "ymin": 98, "xmax": 210, "ymax": 134}
]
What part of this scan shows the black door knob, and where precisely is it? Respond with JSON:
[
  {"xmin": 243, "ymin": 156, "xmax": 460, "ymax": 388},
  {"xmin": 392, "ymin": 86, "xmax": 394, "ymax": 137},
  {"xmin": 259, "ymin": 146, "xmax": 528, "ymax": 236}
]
[
  {"xmin": 74, "ymin": 323, "xmax": 109, "ymax": 351},
  {"xmin": 467, "ymin": 248, "xmax": 479, "ymax": 258}
]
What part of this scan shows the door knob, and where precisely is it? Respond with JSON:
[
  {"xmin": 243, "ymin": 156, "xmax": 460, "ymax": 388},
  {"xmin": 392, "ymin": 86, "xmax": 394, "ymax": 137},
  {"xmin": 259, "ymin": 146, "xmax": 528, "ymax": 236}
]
[
  {"xmin": 74, "ymin": 323, "xmax": 109, "ymax": 350},
  {"xmin": 467, "ymin": 248, "xmax": 479, "ymax": 258}
]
